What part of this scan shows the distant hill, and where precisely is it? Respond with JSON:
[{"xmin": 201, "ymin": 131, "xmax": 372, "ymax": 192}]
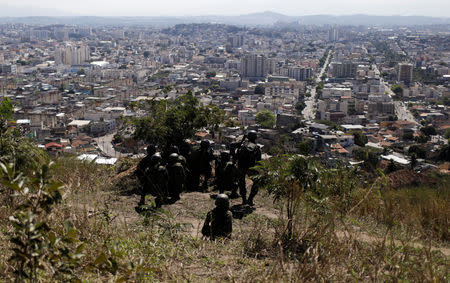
[{"xmin": 0, "ymin": 10, "xmax": 449, "ymax": 26}]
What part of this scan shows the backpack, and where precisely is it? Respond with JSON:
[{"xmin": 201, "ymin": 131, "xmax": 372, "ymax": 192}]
[{"xmin": 237, "ymin": 142, "xmax": 258, "ymax": 169}]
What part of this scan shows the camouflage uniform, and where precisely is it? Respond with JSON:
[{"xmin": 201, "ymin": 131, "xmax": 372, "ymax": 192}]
[
  {"xmin": 147, "ymin": 154, "xmax": 169, "ymax": 208},
  {"xmin": 236, "ymin": 132, "xmax": 261, "ymax": 206},
  {"xmin": 190, "ymin": 140, "xmax": 214, "ymax": 191},
  {"xmin": 167, "ymin": 153, "xmax": 186, "ymax": 202},
  {"xmin": 137, "ymin": 145, "xmax": 157, "ymax": 205},
  {"xmin": 202, "ymin": 194, "xmax": 232, "ymax": 240}
]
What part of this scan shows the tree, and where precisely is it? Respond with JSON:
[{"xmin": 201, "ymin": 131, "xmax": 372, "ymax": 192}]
[
  {"xmin": 403, "ymin": 132, "xmax": 414, "ymax": 141},
  {"xmin": 444, "ymin": 128, "xmax": 450, "ymax": 139},
  {"xmin": 437, "ymin": 144, "xmax": 450, "ymax": 162},
  {"xmin": 294, "ymin": 101, "xmax": 305, "ymax": 115},
  {"xmin": 143, "ymin": 51, "xmax": 150, "ymax": 58},
  {"xmin": 255, "ymin": 110, "xmax": 276, "ymax": 128},
  {"xmin": 414, "ymin": 134, "xmax": 429, "ymax": 143},
  {"xmin": 353, "ymin": 131, "xmax": 368, "ymax": 147},
  {"xmin": 131, "ymin": 92, "xmax": 219, "ymax": 149},
  {"xmin": 391, "ymin": 84, "xmax": 403, "ymax": 96},
  {"xmin": 408, "ymin": 145, "xmax": 426, "ymax": 159},
  {"xmin": 254, "ymin": 85, "xmax": 265, "ymax": 95},
  {"xmin": 420, "ymin": 126, "xmax": 437, "ymax": 136},
  {"xmin": 297, "ymin": 139, "xmax": 313, "ymax": 155},
  {"xmin": 76, "ymin": 69, "xmax": 85, "ymax": 76},
  {"xmin": 206, "ymin": 70, "xmax": 216, "ymax": 78},
  {"xmin": 0, "ymin": 97, "xmax": 14, "ymax": 122}
]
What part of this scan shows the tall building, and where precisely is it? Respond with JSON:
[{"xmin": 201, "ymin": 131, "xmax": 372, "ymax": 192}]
[
  {"xmin": 328, "ymin": 27, "xmax": 339, "ymax": 42},
  {"xmin": 241, "ymin": 54, "xmax": 272, "ymax": 81},
  {"xmin": 330, "ymin": 61, "xmax": 358, "ymax": 78},
  {"xmin": 55, "ymin": 45, "xmax": 90, "ymax": 65},
  {"xmin": 398, "ymin": 63, "xmax": 413, "ymax": 85},
  {"xmin": 227, "ymin": 35, "xmax": 244, "ymax": 48}
]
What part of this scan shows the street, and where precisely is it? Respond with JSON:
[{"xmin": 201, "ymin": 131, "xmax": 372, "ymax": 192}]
[
  {"xmin": 302, "ymin": 49, "xmax": 332, "ymax": 121},
  {"xmin": 95, "ymin": 133, "xmax": 129, "ymax": 158},
  {"xmin": 372, "ymin": 64, "xmax": 418, "ymax": 125}
]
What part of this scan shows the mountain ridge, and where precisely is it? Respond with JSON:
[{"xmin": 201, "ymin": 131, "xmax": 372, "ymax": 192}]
[{"xmin": 0, "ymin": 10, "xmax": 449, "ymax": 26}]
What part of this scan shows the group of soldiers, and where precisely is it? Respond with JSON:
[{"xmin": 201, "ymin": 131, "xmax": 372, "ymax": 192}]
[
  {"xmin": 136, "ymin": 130, "xmax": 262, "ymax": 211},
  {"xmin": 136, "ymin": 130, "xmax": 261, "ymax": 240}
]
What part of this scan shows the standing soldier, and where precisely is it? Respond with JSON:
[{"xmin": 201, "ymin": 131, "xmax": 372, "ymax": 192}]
[
  {"xmin": 166, "ymin": 153, "xmax": 186, "ymax": 203},
  {"xmin": 202, "ymin": 194, "xmax": 233, "ymax": 240},
  {"xmin": 190, "ymin": 140, "xmax": 215, "ymax": 192},
  {"xmin": 215, "ymin": 151, "xmax": 239, "ymax": 198},
  {"xmin": 148, "ymin": 153, "xmax": 169, "ymax": 208},
  {"xmin": 236, "ymin": 130, "xmax": 261, "ymax": 206},
  {"xmin": 137, "ymin": 145, "xmax": 157, "ymax": 206}
]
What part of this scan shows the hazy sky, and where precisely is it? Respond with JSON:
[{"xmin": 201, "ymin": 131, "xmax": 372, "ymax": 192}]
[{"xmin": 1, "ymin": 0, "xmax": 449, "ymax": 17}]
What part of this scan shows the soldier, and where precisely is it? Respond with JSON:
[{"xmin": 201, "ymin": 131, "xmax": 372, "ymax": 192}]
[
  {"xmin": 201, "ymin": 194, "xmax": 232, "ymax": 240},
  {"xmin": 236, "ymin": 130, "xmax": 261, "ymax": 206},
  {"xmin": 215, "ymin": 151, "xmax": 239, "ymax": 197},
  {"xmin": 137, "ymin": 144, "xmax": 157, "ymax": 206},
  {"xmin": 166, "ymin": 153, "xmax": 186, "ymax": 203},
  {"xmin": 190, "ymin": 140, "xmax": 215, "ymax": 192},
  {"xmin": 147, "ymin": 153, "xmax": 169, "ymax": 208}
]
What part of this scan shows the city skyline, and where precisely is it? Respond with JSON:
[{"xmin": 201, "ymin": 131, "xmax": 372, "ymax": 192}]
[{"xmin": 0, "ymin": 0, "xmax": 450, "ymax": 18}]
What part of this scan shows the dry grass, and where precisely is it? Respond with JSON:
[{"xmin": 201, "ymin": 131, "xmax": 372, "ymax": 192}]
[{"xmin": 0, "ymin": 157, "xmax": 449, "ymax": 282}]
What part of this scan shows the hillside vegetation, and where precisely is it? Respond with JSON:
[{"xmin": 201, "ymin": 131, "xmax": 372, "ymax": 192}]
[{"xmin": 0, "ymin": 155, "xmax": 449, "ymax": 282}]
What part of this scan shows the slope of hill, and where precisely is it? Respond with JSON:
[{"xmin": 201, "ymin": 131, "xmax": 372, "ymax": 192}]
[{"xmin": 1, "ymin": 157, "xmax": 448, "ymax": 281}]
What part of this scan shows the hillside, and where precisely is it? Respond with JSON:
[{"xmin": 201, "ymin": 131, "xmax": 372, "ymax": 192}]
[{"xmin": 1, "ymin": 157, "xmax": 448, "ymax": 281}]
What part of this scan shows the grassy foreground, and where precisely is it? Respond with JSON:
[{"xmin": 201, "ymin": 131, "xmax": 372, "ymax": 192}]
[{"xmin": 0, "ymin": 157, "xmax": 449, "ymax": 282}]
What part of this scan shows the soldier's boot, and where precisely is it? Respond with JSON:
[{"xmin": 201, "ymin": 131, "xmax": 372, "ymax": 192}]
[
  {"xmin": 240, "ymin": 186, "xmax": 247, "ymax": 205},
  {"xmin": 247, "ymin": 185, "xmax": 259, "ymax": 206},
  {"xmin": 138, "ymin": 191, "xmax": 146, "ymax": 206},
  {"xmin": 155, "ymin": 197, "xmax": 163, "ymax": 208},
  {"xmin": 229, "ymin": 184, "xmax": 240, "ymax": 199}
]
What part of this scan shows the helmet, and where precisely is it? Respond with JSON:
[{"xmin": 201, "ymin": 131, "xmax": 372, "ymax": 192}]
[
  {"xmin": 180, "ymin": 141, "xmax": 191, "ymax": 156},
  {"xmin": 200, "ymin": 140, "xmax": 210, "ymax": 149},
  {"xmin": 168, "ymin": 153, "xmax": 179, "ymax": 165},
  {"xmin": 247, "ymin": 130, "xmax": 257, "ymax": 142},
  {"xmin": 168, "ymin": 145, "xmax": 179, "ymax": 154},
  {"xmin": 150, "ymin": 153, "xmax": 162, "ymax": 164},
  {"xmin": 146, "ymin": 144, "xmax": 156, "ymax": 155},
  {"xmin": 220, "ymin": 151, "xmax": 230, "ymax": 162},
  {"xmin": 215, "ymin": 194, "xmax": 230, "ymax": 210}
]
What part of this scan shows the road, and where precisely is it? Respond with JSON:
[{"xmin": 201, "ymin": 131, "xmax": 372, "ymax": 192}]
[
  {"xmin": 95, "ymin": 133, "xmax": 129, "ymax": 158},
  {"xmin": 302, "ymin": 50, "xmax": 332, "ymax": 121},
  {"xmin": 372, "ymin": 64, "xmax": 418, "ymax": 125}
]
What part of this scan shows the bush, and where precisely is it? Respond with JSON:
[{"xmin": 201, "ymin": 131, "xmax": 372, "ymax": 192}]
[{"xmin": 255, "ymin": 110, "xmax": 276, "ymax": 129}]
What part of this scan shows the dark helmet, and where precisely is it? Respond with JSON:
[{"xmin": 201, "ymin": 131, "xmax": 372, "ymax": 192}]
[
  {"xmin": 180, "ymin": 141, "xmax": 191, "ymax": 156},
  {"xmin": 200, "ymin": 140, "xmax": 210, "ymax": 149},
  {"xmin": 168, "ymin": 153, "xmax": 179, "ymax": 165},
  {"xmin": 168, "ymin": 145, "xmax": 179, "ymax": 154},
  {"xmin": 220, "ymin": 151, "xmax": 230, "ymax": 162},
  {"xmin": 215, "ymin": 194, "xmax": 230, "ymax": 210},
  {"xmin": 146, "ymin": 144, "xmax": 156, "ymax": 155},
  {"xmin": 247, "ymin": 130, "xmax": 257, "ymax": 142},
  {"xmin": 150, "ymin": 153, "xmax": 162, "ymax": 164}
]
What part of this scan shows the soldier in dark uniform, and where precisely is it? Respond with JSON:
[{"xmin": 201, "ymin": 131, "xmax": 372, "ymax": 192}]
[
  {"xmin": 236, "ymin": 131, "xmax": 261, "ymax": 206},
  {"xmin": 137, "ymin": 145, "xmax": 157, "ymax": 206},
  {"xmin": 190, "ymin": 140, "xmax": 215, "ymax": 192},
  {"xmin": 215, "ymin": 151, "xmax": 239, "ymax": 197},
  {"xmin": 147, "ymin": 153, "xmax": 169, "ymax": 208},
  {"xmin": 166, "ymin": 153, "xmax": 186, "ymax": 203},
  {"xmin": 202, "ymin": 194, "xmax": 232, "ymax": 240},
  {"xmin": 180, "ymin": 141, "xmax": 194, "ymax": 191}
]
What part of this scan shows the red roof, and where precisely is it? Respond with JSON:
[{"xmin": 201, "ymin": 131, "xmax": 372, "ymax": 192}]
[{"xmin": 45, "ymin": 142, "xmax": 62, "ymax": 149}]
